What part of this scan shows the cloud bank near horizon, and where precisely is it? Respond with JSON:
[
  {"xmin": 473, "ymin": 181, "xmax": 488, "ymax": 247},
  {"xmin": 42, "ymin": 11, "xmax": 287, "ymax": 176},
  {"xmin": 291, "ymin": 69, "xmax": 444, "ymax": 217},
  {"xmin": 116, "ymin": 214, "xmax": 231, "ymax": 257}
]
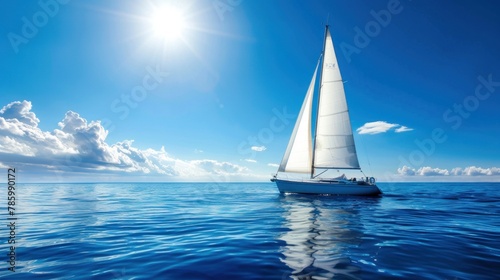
[
  {"xmin": 397, "ymin": 165, "xmax": 500, "ymax": 177},
  {"xmin": 0, "ymin": 100, "xmax": 254, "ymax": 182}
]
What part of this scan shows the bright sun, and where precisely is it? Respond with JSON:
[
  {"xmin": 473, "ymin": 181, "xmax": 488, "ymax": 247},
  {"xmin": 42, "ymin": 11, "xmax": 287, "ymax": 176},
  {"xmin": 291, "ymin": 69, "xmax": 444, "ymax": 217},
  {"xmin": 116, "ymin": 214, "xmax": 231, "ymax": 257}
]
[{"xmin": 150, "ymin": 7, "xmax": 186, "ymax": 40}]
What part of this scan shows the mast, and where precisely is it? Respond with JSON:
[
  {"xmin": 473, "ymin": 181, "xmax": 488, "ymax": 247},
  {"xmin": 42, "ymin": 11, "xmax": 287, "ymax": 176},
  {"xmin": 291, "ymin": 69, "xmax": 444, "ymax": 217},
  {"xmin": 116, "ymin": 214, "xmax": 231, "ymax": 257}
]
[{"xmin": 311, "ymin": 25, "xmax": 329, "ymax": 179}]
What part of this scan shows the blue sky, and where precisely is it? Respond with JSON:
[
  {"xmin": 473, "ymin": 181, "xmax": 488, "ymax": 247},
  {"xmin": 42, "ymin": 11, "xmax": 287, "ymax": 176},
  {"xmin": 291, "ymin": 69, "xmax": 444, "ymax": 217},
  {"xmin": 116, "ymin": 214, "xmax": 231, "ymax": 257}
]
[{"xmin": 1, "ymin": 0, "xmax": 499, "ymax": 182}]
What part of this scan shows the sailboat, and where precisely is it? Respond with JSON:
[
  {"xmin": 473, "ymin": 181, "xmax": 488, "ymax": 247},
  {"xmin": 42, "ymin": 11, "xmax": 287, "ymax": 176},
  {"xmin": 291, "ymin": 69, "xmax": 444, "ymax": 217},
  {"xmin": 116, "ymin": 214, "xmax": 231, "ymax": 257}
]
[{"xmin": 271, "ymin": 26, "xmax": 382, "ymax": 196}]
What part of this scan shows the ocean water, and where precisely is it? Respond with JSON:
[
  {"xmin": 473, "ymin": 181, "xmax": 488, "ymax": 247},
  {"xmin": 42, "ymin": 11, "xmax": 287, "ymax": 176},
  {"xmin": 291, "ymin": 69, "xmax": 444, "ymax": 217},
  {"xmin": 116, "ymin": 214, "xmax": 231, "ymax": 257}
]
[{"xmin": 2, "ymin": 182, "xmax": 499, "ymax": 279}]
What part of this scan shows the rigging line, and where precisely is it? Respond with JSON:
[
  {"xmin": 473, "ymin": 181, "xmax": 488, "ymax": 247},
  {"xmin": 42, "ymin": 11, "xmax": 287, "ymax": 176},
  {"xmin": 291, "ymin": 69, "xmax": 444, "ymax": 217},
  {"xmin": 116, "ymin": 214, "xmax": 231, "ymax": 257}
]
[
  {"xmin": 361, "ymin": 169, "xmax": 368, "ymax": 179},
  {"xmin": 313, "ymin": 167, "xmax": 361, "ymax": 170},
  {"xmin": 316, "ymin": 134, "xmax": 354, "ymax": 137},
  {"xmin": 312, "ymin": 169, "xmax": 328, "ymax": 179},
  {"xmin": 320, "ymin": 110, "xmax": 349, "ymax": 117},
  {"xmin": 318, "ymin": 80, "xmax": 343, "ymax": 89},
  {"xmin": 322, "ymin": 80, "xmax": 343, "ymax": 83}
]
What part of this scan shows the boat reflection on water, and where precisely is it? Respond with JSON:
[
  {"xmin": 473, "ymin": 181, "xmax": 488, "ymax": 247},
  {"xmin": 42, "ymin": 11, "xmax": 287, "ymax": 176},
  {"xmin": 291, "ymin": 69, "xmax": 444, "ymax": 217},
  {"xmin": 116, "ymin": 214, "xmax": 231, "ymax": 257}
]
[{"xmin": 278, "ymin": 194, "xmax": 372, "ymax": 279}]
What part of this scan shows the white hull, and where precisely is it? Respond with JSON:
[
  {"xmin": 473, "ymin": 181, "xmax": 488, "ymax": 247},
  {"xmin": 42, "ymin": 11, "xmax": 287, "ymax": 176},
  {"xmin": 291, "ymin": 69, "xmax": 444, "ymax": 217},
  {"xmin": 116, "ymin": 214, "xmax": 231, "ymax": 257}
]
[{"xmin": 273, "ymin": 178, "xmax": 382, "ymax": 196}]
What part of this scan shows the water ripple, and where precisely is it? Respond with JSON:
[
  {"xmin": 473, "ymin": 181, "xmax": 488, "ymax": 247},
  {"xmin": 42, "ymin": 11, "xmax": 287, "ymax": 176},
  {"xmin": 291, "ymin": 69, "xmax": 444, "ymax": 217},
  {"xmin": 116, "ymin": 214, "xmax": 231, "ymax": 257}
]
[{"xmin": 1, "ymin": 182, "xmax": 499, "ymax": 279}]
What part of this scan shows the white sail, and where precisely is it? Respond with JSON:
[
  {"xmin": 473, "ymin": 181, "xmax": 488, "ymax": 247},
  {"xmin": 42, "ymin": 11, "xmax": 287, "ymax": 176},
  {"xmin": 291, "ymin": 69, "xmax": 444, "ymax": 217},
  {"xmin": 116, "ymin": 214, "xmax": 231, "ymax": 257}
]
[
  {"xmin": 313, "ymin": 27, "xmax": 360, "ymax": 169},
  {"xmin": 278, "ymin": 62, "xmax": 319, "ymax": 173}
]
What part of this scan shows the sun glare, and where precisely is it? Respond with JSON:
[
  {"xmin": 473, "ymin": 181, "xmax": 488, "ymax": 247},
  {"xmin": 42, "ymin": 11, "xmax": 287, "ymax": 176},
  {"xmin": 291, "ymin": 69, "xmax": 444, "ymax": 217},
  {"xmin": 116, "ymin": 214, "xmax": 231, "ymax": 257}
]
[{"xmin": 150, "ymin": 7, "xmax": 186, "ymax": 41}]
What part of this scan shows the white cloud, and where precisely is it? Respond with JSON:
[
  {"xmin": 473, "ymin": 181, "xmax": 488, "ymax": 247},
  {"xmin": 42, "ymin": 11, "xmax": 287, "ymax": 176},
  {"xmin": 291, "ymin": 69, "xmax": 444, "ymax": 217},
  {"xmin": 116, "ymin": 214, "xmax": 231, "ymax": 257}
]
[
  {"xmin": 395, "ymin": 126, "xmax": 414, "ymax": 133},
  {"xmin": 398, "ymin": 165, "xmax": 500, "ymax": 177},
  {"xmin": 397, "ymin": 165, "xmax": 415, "ymax": 176},
  {"xmin": 462, "ymin": 166, "xmax": 500, "ymax": 176},
  {"xmin": 357, "ymin": 121, "xmax": 412, "ymax": 135},
  {"xmin": 0, "ymin": 100, "xmax": 39, "ymax": 126},
  {"xmin": 190, "ymin": 159, "xmax": 249, "ymax": 176},
  {"xmin": 450, "ymin": 167, "xmax": 463, "ymax": 176},
  {"xmin": 357, "ymin": 121, "xmax": 398, "ymax": 134},
  {"xmin": 244, "ymin": 159, "xmax": 257, "ymax": 163},
  {"xmin": 251, "ymin": 145, "xmax": 266, "ymax": 152},
  {"xmin": 417, "ymin": 166, "xmax": 449, "ymax": 176},
  {"xmin": 0, "ymin": 118, "xmax": 25, "ymax": 136},
  {"xmin": 268, "ymin": 163, "xmax": 279, "ymax": 167},
  {"xmin": 0, "ymin": 100, "xmax": 251, "ymax": 181},
  {"xmin": 0, "ymin": 136, "xmax": 36, "ymax": 156}
]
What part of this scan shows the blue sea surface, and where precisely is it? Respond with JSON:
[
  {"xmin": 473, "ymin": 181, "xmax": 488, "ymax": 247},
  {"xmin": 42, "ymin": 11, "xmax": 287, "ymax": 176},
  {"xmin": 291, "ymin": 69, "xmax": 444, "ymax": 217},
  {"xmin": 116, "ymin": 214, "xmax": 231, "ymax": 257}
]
[{"xmin": 1, "ymin": 182, "xmax": 499, "ymax": 279}]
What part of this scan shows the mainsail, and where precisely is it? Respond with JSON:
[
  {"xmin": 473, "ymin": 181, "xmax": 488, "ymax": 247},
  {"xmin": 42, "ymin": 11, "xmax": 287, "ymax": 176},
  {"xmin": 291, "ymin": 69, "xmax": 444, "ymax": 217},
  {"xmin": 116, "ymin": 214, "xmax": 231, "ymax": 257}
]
[
  {"xmin": 278, "ymin": 62, "xmax": 319, "ymax": 173},
  {"xmin": 313, "ymin": 26, "xmax": 360, "ymax": 170}
]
